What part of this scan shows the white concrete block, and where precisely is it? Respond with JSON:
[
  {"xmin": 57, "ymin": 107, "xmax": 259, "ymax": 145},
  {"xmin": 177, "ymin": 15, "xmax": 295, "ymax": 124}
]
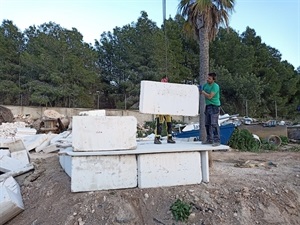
[
  {"xmin": 70, "ymin": 155, "xmax": 137, "ymax": 192},
  {"xmin": 59, "ymin": 153, "xmax": 72, "ymax": 177},
  {"xmin": 35, "ymin": 133, "xmax": 57, "ymax": 152},
  {"xmin": 139, "ymin": 80, "xmax": 199, "ymax": 116},
  {"xmin": 0, "ymin": 150, "xmax": 10, "ymax": 157},
  {"xmin": 42, "ymin": 144, "xmax": 59, "ymax": 153},
  {"xmin": 10, "ymin": 150, "xmax": 29, "ymax": 165},
  {"xmin": 0, "ymin": 176, "xmax": 24, "ymax": 225},
  {"xmin": 49, "ymin": 131, "xmax": 70, "ymax": 145},
  {"xmin": 0, "ymin": 155, "xmax": 27, "ymax": 173},
  {"xmin": 138, "ymin": 152, "xmax": 202, "ymax": 188},
  {"xmin": 22, "ymin": 134, "xmax": 48, "ymax": 151},
  {"xmin": 0, "ymin": 137, "xmax": 22, "ymax": 148},
  {"xmin": 72, "ymin": 116, "xmax": 137, "ymax": 151},
  {"xmin": 0, "ymin": 164, "xmax": 34, "ymax": 182},
  {"xmin": 6, "ymin": 139, "xmax": 26, "ymax": 152}
]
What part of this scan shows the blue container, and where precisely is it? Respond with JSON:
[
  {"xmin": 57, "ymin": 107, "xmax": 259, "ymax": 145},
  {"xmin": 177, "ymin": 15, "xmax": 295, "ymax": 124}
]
[{"xmin": 173, "ymin": 123, "xmax": 235, "ymax": 145}]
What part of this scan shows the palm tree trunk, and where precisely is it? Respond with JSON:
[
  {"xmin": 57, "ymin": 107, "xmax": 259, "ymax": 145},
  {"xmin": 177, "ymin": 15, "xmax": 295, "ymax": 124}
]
[
  {"xmin": 198, "ymin": 21, "xmax": 212, "ymax": 168},
  {"xmin": 198, "ymin": 26, "xmax": 209, "ymax": 142}
]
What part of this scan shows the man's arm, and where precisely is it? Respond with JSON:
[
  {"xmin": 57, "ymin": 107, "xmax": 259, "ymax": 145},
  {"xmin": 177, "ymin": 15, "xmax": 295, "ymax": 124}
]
[{"xmin": 201, "ymin": 90, "xmax": 215, "ymax": 99}]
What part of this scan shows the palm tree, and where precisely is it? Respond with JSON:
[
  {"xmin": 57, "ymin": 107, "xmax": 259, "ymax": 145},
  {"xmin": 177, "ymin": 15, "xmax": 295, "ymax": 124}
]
[{"xmin": 178, "ymin": 0, "xmax": 235, "ymax": 141}]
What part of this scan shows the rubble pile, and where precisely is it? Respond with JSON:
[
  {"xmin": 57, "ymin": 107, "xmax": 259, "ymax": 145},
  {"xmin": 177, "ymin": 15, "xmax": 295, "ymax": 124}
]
[{"xmin": 0, "ymin": 110, "xmax": 72, "ymax": 224}]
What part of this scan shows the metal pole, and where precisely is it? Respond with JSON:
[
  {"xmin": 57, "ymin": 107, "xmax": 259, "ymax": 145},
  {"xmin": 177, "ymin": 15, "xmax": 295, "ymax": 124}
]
[
  {"xmin": 96, "ymin": 91, "xmax": 100, "ymax": 109},
  {"xmin": 163, "ymin": 0, "xmax": 168, "ymax": 75},
  {"xmin": 162, "ymin": 0, "xmax": 166, "ymax": 22},
  {"xmin": 275, "ymin": 100, "xmax": 277, "ymax": 120},
  {"xmin": 245, "ymin": 99, "xmax": 248, "ymax": 117}
]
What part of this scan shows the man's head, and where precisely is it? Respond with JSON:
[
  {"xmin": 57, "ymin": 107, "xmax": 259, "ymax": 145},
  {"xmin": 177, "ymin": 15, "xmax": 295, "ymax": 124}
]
[
  {"xmin": 161, "ymin": 75, "xmax": 168, "ymax": 83},
  {"xmin": 207, "ymin": 72, "xmax": 217, "ymax": 84}
]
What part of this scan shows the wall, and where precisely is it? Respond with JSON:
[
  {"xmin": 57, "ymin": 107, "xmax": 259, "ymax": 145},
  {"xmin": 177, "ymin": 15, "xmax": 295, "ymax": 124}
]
[{"xmin": 3, "ymin": 105, "xmax": 199, "ymax": 125}]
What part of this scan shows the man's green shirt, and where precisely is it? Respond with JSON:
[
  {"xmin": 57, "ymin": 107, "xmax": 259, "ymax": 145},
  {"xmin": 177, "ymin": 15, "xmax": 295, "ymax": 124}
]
[{"xmin": 203, "ymin": 82, "xmax": 220, "ymax": 106}]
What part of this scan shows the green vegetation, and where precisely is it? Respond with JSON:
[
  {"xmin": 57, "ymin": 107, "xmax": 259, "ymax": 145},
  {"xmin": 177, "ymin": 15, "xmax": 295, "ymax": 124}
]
[
  {"xmin": 228, "ymin": 128, "xmax": 261, "ymax": 152},
  {"xmin": 228, "ymin": 128, "xmax": 295, "ymax": 152},
  {"xmin": 1, "ymin": 11, "xmax": 299, "ymax": 119},
  {"xmin": 170, "ymin": 199, "xmax": 191, "ymax": 222}
]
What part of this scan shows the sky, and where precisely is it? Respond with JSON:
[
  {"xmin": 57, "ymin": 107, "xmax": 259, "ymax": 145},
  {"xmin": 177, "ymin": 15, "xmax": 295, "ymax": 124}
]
[{"xmin": 0, "ymin": 0, "xmax": 299, "ymax": 69}]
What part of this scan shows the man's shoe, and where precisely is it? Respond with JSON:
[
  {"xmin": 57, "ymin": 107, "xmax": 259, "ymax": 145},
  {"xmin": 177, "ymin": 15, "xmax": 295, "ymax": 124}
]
[
  {"xmin": 154, "ymin": 137, "xmax": 162, "ymax": 144},
  {"xmin": 212, "ymin": 142, "xmax": 220, "ymax": 147},
  {"xmin": 202, "ymin": 140, "xmax": 213, "ymax": 145},
  {"xmin": 167, "ymin": 137, "xmax": 176, "ymax": 144}
]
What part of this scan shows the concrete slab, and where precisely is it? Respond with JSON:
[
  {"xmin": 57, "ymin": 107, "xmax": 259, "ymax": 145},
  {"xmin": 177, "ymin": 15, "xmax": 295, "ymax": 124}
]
[
  {"xmin": 0, "ymin": 150, "xmax": 10, "ymax": 157},
  {"xmin": 72, "ymin": 116, "xmax": 137, "ymax": 151},
  {"xmin": 0, "ymin": 155, "xmax": 27, "ymax": 173},
  {"xmin": 59, "ymin": 151, "xmax": 72, "ymax": 177},
  {"xmin": 139, "ymin": 80, "xmax": 199, "ymax": 116},
  {"xmin": 35, "ymin": 133, "xmax": 57, "ymax": 152},
  {"xmin": 138, "ymin": 152, "xmax": 201, "ymax": 188},
  {"xmin": 42, "ymin": 144, "xmax": 59, "ymax": 153},
  {"xmin": 0, "ymin": 176, "xmax": 24, "ymax": 225},
  {"xmin": 10, "ymin": 150, "xmax": 30, "ymax": 165},
  {"xmin": 6, "ymin": 139, "xmax": 25, "ymax": 152},
  {"xmin": 22, "ymin": 134, "xmax": 48, "ymax": 151},
  {"xmin": 69, "ymin": 155, "xmax": 137, "ymax": 192},
  {"xmin": 60, "ymin": 140, "xmax": 229, "ymax": 156}
]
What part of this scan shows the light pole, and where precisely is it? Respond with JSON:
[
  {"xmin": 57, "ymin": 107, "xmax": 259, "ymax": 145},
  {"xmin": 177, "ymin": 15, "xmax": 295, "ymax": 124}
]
[{"xmin": 96, "ymin": 91, "xmax": 100, "ymax": 109}]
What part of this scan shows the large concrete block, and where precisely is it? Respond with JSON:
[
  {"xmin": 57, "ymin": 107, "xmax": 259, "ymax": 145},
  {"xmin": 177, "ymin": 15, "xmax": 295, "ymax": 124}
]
[
  {"xmin": 139, "ymin": 80, "xmax": 199, "ymax": 116},
  {"xmin": 10, "ymin": 150, "xmax": 29, "ymax": 165},
  {"xmin": 138, "ymin": 152, "xmax": 202, "ymax": 188},
  {"xmin": 72, "ymin": 116, "xmax": 137, "ymax": 151},
  {"xmin": 0, "ymin": 155, "xmax": 27, "ymax": 173},
  {"xmin": 6, "ymin": 139, "xmax": 25, "ymax": 152},
  {"xmin": 0, "ymin": 176, "xmax": 24, "ymax": 225},
  {"xmin": 70, "ymin": 155, "xmax": 137, "ymax": 192}
]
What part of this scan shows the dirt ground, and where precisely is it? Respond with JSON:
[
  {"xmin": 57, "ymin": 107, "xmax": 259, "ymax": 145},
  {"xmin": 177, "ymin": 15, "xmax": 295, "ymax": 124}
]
[{"xmin": 5, "ymin": 146, "xmax": 300, "ymax": 225}]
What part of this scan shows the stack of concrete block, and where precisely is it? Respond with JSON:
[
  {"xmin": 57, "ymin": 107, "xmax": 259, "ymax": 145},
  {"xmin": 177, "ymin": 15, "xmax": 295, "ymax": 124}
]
[
  {"xmin": 59, "ymin": 81, "xmax": 211, "ymax": 192},
  {"xmin": 59, "ymin": 114, "xmax": 138, "ymax": 192}
]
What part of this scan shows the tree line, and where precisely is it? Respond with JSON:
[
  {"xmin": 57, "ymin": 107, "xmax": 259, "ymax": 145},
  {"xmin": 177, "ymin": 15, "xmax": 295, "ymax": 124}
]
[{"xmin": 0, "ymin": 11, "xmax": 299, "ymax": 119}]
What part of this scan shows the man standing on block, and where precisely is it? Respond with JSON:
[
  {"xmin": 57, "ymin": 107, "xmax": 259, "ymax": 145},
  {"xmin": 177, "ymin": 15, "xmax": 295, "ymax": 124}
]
[
  {"xmin": 154, "ymin": 75, "xmax": 176, "ymax": 144},
  {"xmin": 199, "ymin": 72, "xmax": 221, "ymax": 146}
]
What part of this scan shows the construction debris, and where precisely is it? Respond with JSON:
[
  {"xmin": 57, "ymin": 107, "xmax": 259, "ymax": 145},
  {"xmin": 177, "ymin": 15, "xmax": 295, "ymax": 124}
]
[
  {"xmin": 0, "ymin": 176, "xmax": 24, "ymax": 225},
  {"xmin": 0, "ymin": 109, "xmax": 73, "ymax": 224}
]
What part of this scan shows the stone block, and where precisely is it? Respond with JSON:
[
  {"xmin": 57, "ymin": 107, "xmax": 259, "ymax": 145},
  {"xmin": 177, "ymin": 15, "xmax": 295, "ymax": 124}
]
[
  {"xmin": 68, "ymin": 155, "xmax": 137, "ymax": 192},
  {"xmin": 139, "ymin": 80, "xmax": 199, "ymax": 116},
  {"xmin": 0, "ymin": 150, "xmax": 10, "ymax": 157},
  {"xmin": 137, "ymin": 152, "xmax": 201, "ymax": 188},
  {"xmin": 6, "ymin": 139, "xmax": 25, "ymax": 152},
  {"xmin": 72, "ymin": 116, "xmax": 137, "ymax": 151},
  {"xmin": 42, "ymin": 144, "xmax": 59, "ymax": 153},
  {"xmin": 0, "ymin": 176, "xmax": 24, "ymax": 225},
  {"xmin": 22, "ymin": 134, "xmax": 48, "ymax": 151},
  {"xmin": 10, "ymin": 150, "xmax": 29, "ymax": 165},
  {"xmin": 0, "ymin": 155, "xmax": 27, "ymax": 173}
]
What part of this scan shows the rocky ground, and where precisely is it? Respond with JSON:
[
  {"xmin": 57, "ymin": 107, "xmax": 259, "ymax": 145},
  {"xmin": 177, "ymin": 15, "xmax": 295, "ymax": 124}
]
[{"xmin": 5, "ymin": 146, "xmax": 300, "ymax": 225}]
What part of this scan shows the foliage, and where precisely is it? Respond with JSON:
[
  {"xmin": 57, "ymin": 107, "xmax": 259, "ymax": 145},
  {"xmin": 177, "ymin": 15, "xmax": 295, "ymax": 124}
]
[
  {"xmin": 170, "ymin": 199, "xmax": 191, "ymax": 222},
  {"xmin": 280, "ymin": 136, "xmax": 289, "ymax": 145},
  {"xmin": 0, "ymin": 11, "xmax": 299, "ymax": 117},
  {"xmin": 228, "ymin": 128, "xmax": 260, "ymax": 152},
  {"xmin": 260, "ymin": 139, "xmax": 278, "ymax": 151}
]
